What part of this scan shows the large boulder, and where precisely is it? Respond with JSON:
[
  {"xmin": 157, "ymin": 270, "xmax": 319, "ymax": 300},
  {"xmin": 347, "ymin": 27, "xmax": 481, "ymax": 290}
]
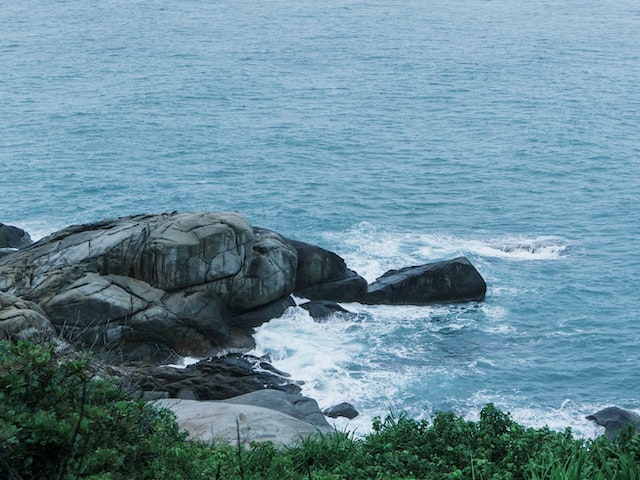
[
  {"xmin": 361, "ymin": 256, "xmax": 486, "ymax": 305},
  {"xmin": 152, "ymin": 398, "xmax": 332, "ymax": 448},
  {"xmin": 0, "ymin": 212, "xmax": 298, "ymax": 361},
  {"xmin": 586, "ymin": 406, "xmax": 640, "ymax": 440},
  {"xmin": 0, "ymin": 223, "xmax": 33, "ymax": 249},
  {"xmin": 290, "ymin": 240, "xmax": 367, "ymax": 302}
]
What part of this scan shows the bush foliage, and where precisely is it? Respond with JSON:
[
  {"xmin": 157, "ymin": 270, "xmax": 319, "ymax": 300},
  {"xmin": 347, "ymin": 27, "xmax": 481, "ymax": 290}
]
[{"xmin": 1, "ymin": 340, "xmax": 639, "ymax": 479}]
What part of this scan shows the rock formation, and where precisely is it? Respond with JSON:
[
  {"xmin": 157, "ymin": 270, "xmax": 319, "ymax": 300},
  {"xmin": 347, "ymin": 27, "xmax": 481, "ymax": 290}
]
[
  {"xmin": 0, "ymin": 211, "xmax": 488, "ymax": 445},
  {"xmin": 361, "ymin": 256, "xmax": 486, "ymax": 305}
]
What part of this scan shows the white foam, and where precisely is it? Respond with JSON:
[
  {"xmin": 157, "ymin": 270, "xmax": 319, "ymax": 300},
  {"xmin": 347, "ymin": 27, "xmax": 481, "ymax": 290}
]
[{"xmin": 323, "ymin": 225, "xmax": 574, "ymax": 284}]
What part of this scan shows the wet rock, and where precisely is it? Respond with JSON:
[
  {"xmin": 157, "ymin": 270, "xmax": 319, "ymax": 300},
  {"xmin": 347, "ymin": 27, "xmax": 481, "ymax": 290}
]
[
  {"xmin": 586, "ymin": 406, "xmax": 640, "ymax": 440},
  {"xmin": 323, "ymin": 402, "xmax": 359, "ymax": 419},
  {"xmin": 0, "ymin": 223, "xmax": 33, "ymax": 249},
  {"xmin": 300, "ymin": 300, "xmax": 356, "ymax": 322},
  {"xmin": 290, "ymin": 240, "xmax": 367, "ymax": 302},
  {"xmin": 361, "ymin": 256, "xmax": 486, "ymax": 305}
]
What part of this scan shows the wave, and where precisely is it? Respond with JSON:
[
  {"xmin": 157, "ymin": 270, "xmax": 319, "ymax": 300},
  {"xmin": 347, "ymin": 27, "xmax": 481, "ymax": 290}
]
[{"xmin": 322, "ymin": 223, "xmax": 576, "ymax": 281}]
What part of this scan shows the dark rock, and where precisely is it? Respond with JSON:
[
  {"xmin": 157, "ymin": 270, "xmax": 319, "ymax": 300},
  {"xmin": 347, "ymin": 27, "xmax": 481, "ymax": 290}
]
[
  {"xmin": 232, "ymin": 295, "xmax": 295, "ymax": 328},
  {"xmin": 290, "ymin": 239, "xmax": 367, "ymax": 301},
  {"xmin": 295, "ymin": 273, "xmax": 367, "ymax": 302},
  {"xmin": 323, "ymin": 402, "xmax": 359, "ymax": 419},
  {"xmin": 300, "ymin": 300, "xmax": 356, "ymax": 322},
  {"xmin": 224, "ymin": 389, "xmax": 330, "ymax": 427},
  {"xmin": 361, "ymin": 256, "xmax": 486, "ymax": 305},
  {"xmin": 586, "ymin": 406, "xmax": 640, "ymax": 440},
  {"xmin": 0, "ymin": 223, "xmax": 33, "ymax": 249},
  {"xmin": 0, "ymin": 248, "xmax": 19, "ymax": 259},
  {"xmin": 129, "ymin": 353, "xmax": 301, "ymax": 401}
]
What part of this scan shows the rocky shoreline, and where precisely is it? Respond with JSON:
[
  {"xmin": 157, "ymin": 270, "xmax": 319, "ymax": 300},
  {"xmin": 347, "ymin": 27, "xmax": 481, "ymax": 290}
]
[{"xmin": 0, "ymin": 212, "xmax": 487, "ymax": 446}]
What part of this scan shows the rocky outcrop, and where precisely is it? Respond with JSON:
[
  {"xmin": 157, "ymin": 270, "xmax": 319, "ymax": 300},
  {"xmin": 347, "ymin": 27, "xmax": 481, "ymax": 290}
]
[
  {"xmin": 300, "ymin": 300, "xmax": 356, "ymax": 322},
  {"xmin": 586, "ymin": 406, "xmax": 640, "ymax": 440},
  {"xmin": 0, "ymin": 212, "xmax": 298, "ymax": 361},
  {"xmin": 1, "ymin": 212, "xmax": 489, "ymax": 439},
  {"xmin": 361, "ymin": 256, "xmax": 486, "ymax": 305}
]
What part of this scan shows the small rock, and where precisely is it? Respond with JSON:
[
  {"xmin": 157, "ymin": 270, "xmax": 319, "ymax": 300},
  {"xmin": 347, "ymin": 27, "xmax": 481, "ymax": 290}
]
[{"xmin": 323, "ymin": 402, "xmax": 359, "ymax": 419}]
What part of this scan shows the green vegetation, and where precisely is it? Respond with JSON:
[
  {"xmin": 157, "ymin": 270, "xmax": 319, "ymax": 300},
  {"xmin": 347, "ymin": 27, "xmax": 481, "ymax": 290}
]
[{"xmin": 1, "ymin": 340, "xmax": 639, "ymax": 479}]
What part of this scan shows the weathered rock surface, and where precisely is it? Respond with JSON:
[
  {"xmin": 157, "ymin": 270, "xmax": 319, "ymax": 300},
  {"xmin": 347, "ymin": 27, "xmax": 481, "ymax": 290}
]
[
  {"xmin": 153, "ymin": 398, "xmax": 333, "ymax": 448},
  {"xmin": 0, "ymin": 293, "xmax": 57, "ymax": 342},
  {"xmin": 0, "ymin": 212, "xmax": 298, "ymax": 361},
  {"xmin": 0, "ymin": 223, "xmax": 33, "ymax": 249},
  {"xmin": 361, "ymin": 256, "xmax": 487, "ymax": 305},
  {"xmin": 0, "ymin": 212, "xmax": 488, "ymax": 427},
  {"xmin": 291, "ymin": 240, "xmax": 367, "ymax": 302},
  {"xmin": 130, "ymin": 354, "xmax": 302, "ymax": 401},
  {"xmin": 586, "ymin": 406, "xmax": 640, "ymax": 440}
]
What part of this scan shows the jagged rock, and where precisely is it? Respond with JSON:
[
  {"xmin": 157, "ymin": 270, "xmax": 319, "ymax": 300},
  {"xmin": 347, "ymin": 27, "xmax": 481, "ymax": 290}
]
[
  {"xmin": 361, "ymin": 256, "xmax": 486, "ymax": 305},
  {"xmin": 300, "ymin": 300, "xmax": 356, "ymax": 322},
  {"xmin": 323, "ymin": 402, "xmax": 359, "ymax": 419},
  {"xmin": 290, "ymin": 239, "xmax": 367, "ymax": 302},
  {"xmin": 586, "ymin": 406, "xmax": 640, "ymax": 440},
  {"xmin": 0, "ymin": 223, "xmax": 33, "ymax": 249},
  {"xmin": 129, "ymin": 354, "xmax": 301, "ymax": 401}
]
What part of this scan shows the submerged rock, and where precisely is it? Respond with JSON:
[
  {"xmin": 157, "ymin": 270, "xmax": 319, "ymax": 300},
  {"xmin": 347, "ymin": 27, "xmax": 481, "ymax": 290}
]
[{"xmin": 299, "ymin": 300, "xmax": 356, "ymax": 322}]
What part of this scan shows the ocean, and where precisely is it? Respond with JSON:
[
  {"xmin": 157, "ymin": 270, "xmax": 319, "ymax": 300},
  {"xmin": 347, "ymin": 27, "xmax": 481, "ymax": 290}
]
[{"xmin": 2, "ymin": 0, "xmax": 639, "ymax": 438}]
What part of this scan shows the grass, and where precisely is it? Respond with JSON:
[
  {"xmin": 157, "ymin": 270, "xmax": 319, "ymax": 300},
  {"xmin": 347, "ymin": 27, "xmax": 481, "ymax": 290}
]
[{"xmin": 1, "ymin": 339, "xmax": 639, "ymax": 479}]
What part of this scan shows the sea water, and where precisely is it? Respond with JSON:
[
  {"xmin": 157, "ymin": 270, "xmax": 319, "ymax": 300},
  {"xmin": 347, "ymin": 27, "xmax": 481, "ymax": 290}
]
[{"xmin": 2, "ymin": 0, "xmax": 639, "ymax": 438}]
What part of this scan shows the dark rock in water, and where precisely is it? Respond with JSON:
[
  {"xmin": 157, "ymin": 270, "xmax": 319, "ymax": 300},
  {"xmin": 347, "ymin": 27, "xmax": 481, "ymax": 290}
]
[
  {"xmin": 224, "ymin": 389, "xmax": 330, "ymax": 427},
  {"xmin": 232, "ymin": 295, "xmax": 296, "ymax": 328},
  {"xmin": 129, "ymin": 353, "xmax": 301, "ymax": 401},
  {"xmin": 323, "ymin": 402, "xmax": 359, "ymax": 419},
  {"xmin": 290, "ymin": 239, "xmax": 367, "ymax": 302},
  {"xmin": 0, "ymin": 223, "xmax": 33, "ymax": 249},
  {"xmin": 300, "ymin": 300, "xmax": 356, "ymax": 322},
  {"xmin": 361, "ymin": 256, "xmax": 486, "ymax": 305},
  {"xmin": 296, "ymin": 273, "xmax": 368, "ymax": 303},
  {"xmin": 586, "ymin": 406, "xmax": 640, "ymax": 440}
]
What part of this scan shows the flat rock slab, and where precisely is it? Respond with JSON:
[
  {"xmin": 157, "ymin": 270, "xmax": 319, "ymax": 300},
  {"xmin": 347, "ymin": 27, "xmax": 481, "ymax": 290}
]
[{"xmin": 153, "ymin": 398, "xmax": 333, "ymax": 448}]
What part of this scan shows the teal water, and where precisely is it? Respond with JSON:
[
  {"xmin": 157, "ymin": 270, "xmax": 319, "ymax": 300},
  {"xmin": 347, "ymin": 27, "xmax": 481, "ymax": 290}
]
[{"xmin": 2, "ymin": 0, "xmax": 639, "ymax": 436}]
